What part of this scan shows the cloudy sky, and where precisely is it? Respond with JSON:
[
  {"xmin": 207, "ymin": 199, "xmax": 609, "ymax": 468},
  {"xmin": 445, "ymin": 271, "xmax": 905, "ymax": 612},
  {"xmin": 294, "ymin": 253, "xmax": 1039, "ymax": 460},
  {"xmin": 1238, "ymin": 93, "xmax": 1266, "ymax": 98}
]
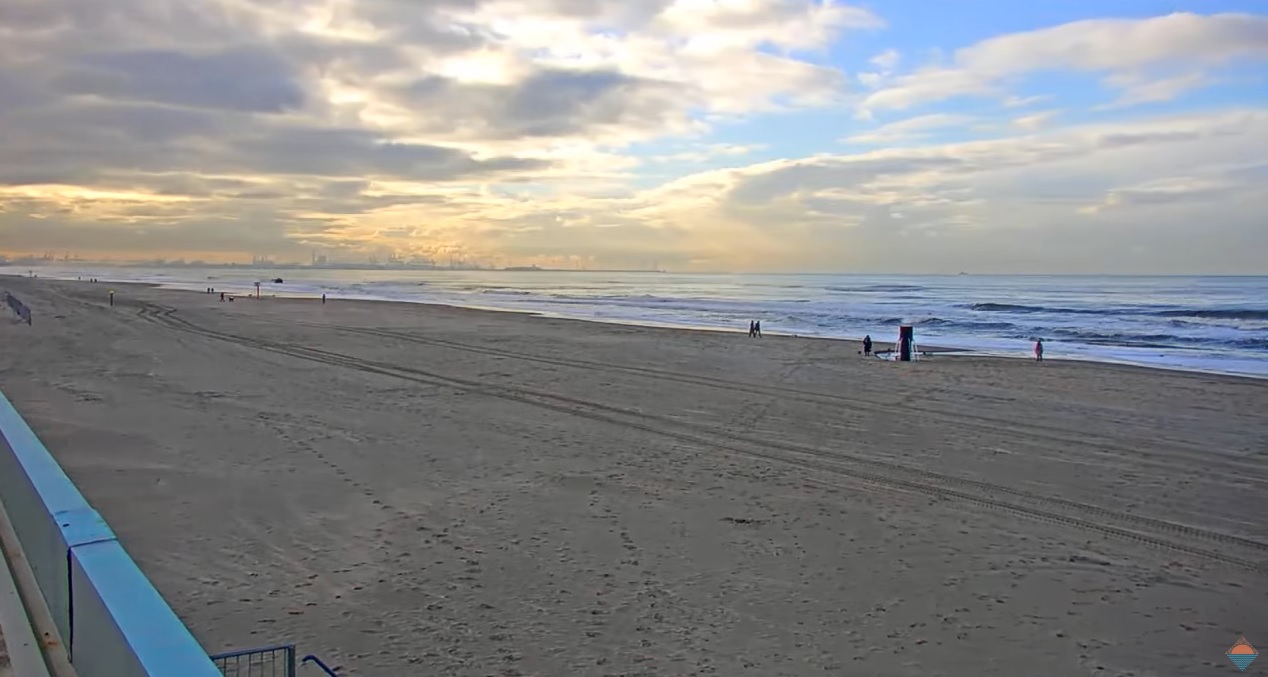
[{"xmin": 1, "ymin": 0, "xmax": 1266, "ymax": 273}]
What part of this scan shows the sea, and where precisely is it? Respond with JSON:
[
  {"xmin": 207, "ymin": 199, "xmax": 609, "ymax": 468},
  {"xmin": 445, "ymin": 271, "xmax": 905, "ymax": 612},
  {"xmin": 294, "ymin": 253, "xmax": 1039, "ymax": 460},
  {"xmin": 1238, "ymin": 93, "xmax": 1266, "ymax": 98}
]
[{"xmin": 7, "ymin": 266, "xmax": 1268, "ymax": 378}]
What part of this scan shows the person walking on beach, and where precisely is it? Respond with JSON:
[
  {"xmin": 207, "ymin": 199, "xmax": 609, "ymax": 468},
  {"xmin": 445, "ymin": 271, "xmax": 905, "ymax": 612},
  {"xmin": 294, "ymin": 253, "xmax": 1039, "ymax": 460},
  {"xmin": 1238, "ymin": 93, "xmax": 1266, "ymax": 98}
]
[
  {"xmin": 1034, "ymin": 338, "xmax": 1044, "ymax": 362},
  {"xmin": 863, "ymin": 335, "xmax": 873, "ymax": 356},
  {"xmin": 322, "ymin": 293, "xmax": 327, "ymax": 305},
  {"xmin": 754, "ymin": 320, "xmax": 762, "ymax": 338}
]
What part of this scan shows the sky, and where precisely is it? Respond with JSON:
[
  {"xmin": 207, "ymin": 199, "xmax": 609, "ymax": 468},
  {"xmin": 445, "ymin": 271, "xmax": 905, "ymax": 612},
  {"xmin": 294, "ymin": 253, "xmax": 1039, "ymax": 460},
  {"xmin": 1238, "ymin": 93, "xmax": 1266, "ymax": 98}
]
[{"xmin": 1, "ymin": 1, "xmax": 1266, "ymax": 273}]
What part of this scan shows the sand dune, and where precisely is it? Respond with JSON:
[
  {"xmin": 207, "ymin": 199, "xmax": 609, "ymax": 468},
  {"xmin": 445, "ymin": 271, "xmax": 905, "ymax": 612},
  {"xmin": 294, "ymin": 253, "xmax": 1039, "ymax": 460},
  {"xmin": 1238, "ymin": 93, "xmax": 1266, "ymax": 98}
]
[{"xmin": 1, "ymin": 276, "xmax": 1266, "ymax": 676}]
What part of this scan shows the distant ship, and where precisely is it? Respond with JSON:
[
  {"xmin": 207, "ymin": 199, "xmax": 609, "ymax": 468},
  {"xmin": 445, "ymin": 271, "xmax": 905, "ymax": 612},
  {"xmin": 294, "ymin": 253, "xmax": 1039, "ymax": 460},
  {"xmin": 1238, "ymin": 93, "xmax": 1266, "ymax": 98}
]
[{"xmin": 503, "ymin": 265, "xmax": 543, "ymax": 271}]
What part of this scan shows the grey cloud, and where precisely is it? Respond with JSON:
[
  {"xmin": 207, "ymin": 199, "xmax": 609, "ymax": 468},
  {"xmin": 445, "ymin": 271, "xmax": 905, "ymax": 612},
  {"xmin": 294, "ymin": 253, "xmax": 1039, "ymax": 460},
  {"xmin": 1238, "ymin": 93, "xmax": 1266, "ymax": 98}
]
[
  {"xmin": 1225, "ymin": 162, "xmax": 1268, "ymax": 182},
  {"xmin": 397, "ymin": 68, "xmax": 689, "ymax": 140},
  {"xmin": 218, "ymin": 124, "xmax": 550, "ymax": 178},
  {"xmin": 136, "ymin": 174, "xmax": 282, "ymax": 198},
  {"xmin": 1109, "ymin": 186, "xmax": 1235, "ymax": 207},
  {"xmin": 0, "ymin": 101, "xmax": 225, "ymax": 184},
  {"xmin": 728, "ymin": 121, "xmax": 1256, "ymax": 211},
  {"xmin": 320, "ymin": 181, "xmax": 373, "ymax": 199},
  {"xmin": 0, "ymin": 0, "xmax": 559, "ymax": 192},
  {"xmin": 0, "ymin": 213, "xmax": 313, "ymax": 257},
  {"xmin": 357, "ymin": 0, "xmax": 673, "ymax": 34},
  {"xmin": 60, "ymin": 47, "xmax": 305, "ymax": 113},
  {"xmin": 0, "ymin": 97, "xmax": 547, "ymax": 186},
  {"xmin": 0, "ymin": 0, "xmax": 269, "ymax": 51},
  {"xmin": 1098, "ymin": 130, "xmax": 1207, "ymax": 148},
  {"xmin": 0, "ymin": 71, "xmax": 51, "ymax": 116},
  {"xmin": 332, "ymin": 0, "xmax": 493, "ymax": 49},
  {"xmin": 727, "ymin": 156, "xmax": 963, "ymax": 205}
]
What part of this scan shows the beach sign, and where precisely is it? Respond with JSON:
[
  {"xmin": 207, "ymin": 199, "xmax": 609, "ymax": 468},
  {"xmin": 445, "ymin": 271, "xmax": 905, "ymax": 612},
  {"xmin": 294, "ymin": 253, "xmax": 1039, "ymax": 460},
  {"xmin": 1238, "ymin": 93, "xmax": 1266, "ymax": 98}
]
[{"xmin": 1228, "ymin": 636, "xmax": 1258, "ymax": 671}]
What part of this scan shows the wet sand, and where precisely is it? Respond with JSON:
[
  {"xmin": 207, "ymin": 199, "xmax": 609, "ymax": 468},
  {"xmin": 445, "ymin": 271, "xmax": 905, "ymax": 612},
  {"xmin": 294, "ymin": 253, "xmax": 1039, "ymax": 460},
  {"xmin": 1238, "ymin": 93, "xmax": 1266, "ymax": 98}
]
[{"xmin": 0, "ymin": 276, "xmax": 1266, "ymax": 676}]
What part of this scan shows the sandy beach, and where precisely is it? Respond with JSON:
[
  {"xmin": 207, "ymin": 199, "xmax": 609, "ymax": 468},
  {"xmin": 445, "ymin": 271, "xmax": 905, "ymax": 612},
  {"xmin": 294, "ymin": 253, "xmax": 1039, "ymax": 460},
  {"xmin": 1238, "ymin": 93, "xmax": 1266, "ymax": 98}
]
[
  {"xmin": 0, "ymin": 629, "xmax": 10, "ymax": 677},
  {"xmin": 0, "ymin": 276, "xmax": 1266, "ymax": 676}
]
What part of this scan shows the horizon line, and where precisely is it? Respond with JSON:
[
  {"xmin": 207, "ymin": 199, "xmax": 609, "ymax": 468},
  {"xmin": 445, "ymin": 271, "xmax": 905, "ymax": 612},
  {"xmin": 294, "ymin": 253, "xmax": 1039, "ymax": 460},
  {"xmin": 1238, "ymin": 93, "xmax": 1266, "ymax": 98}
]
[{"xmin": 2, "ymin": 263, "xmax": 1267, "ymax": 278}]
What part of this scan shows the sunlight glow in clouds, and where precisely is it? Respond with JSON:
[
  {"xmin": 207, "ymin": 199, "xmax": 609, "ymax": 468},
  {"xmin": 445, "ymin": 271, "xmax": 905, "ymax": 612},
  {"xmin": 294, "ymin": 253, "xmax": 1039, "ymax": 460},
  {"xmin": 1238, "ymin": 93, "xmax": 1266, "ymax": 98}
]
[{"xmin": 0, "ymin": 1, "xmax": 1266, "ymax": 272}]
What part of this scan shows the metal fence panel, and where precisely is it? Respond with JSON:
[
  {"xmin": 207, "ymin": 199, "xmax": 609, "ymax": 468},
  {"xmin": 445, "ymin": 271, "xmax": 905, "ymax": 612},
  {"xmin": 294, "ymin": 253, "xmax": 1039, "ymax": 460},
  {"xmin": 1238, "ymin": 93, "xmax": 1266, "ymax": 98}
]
[{"xmin": 211, "ymin": 644, "xmax": 297, "ymax": 677}]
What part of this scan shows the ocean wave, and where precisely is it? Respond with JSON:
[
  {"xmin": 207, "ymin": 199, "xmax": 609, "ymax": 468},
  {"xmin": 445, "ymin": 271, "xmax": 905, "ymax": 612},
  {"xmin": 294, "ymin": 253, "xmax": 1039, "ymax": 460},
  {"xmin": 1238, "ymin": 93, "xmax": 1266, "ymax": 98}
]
[
  {"xmin": 916, "ymin": 318, "xmax": 1016, "ymax": 330},
  {"xmin": 826, "ymin": 284, "xmax": 925, "ymax": 293},
  {"xmin": 971, "ymin": 302, "xmax": 1268, "ymax": 322},
  {"xmin": 1046, "ymin": 329, "xmax": 1268, "ymax": 351},
  {"xmin": 969, "ymin": 302, "xmax": 1109, "ymax": 315},
  {"xmin": 1153, "ymin": 309, "xmax": 1268, "ymax": 320}
]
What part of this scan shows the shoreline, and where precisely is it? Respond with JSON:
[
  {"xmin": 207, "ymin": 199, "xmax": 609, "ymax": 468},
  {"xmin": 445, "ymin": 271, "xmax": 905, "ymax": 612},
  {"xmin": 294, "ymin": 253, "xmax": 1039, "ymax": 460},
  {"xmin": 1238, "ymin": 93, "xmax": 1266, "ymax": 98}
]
[{"xmin": 4, "ymin": 272, "xmax": 1265, "ymax": 381}]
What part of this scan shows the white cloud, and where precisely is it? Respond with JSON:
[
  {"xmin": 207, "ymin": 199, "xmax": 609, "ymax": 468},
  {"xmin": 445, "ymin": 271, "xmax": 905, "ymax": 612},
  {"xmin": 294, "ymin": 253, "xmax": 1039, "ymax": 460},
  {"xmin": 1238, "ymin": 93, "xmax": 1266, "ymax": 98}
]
[
  {"xmin": 1100, "ymin": 71, "xmax": 1213, "ymax": 108},
  {"xmin": 651, "ymin": 143, "xmax": 766, "ymax": 164},
  {"xmin": 861, "ymin": 12, "xmax": 1268, "ymax": 113},
  {"xmin": 1012, "ymin": 110, "xmax": 1060, "ymax": 130},
  {"xmin": 627, "ymin": 109, "xmax": 1268, "ymax": 272},
  {"xmin": 1003, "ymin": 95, "xmax": 1050, "ymax": 108},
  {"xmin": 844, "ymin": 113, "xmax": 975, "ymax": 144},
  {"xmin": 870, "ymin": 48, "xmax": 900, "ymax": 70}
]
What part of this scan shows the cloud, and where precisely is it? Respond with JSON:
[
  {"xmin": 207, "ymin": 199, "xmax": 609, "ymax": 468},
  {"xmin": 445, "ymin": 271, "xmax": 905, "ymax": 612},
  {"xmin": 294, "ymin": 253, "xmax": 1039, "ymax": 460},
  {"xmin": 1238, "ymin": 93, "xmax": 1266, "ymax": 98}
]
[
  {"xmin": 844, "ymin": 113, "xmax": 975, "ymax": 144},
  {"xmin": 869, "ymin": 49, "xmax": 900, "ymax": 71},
  {"xmin": 861, "ymin": 12, "xmax": 1268, "ymax": 113},
  {"xmin": 62, "ymin": 47, "xmax": 307, "ymax": 113},
  {"xmin": 650, "ymin": 143, "xmax": 766, "ymax": 164},
  {"xmin": 1, "ymin": 2, "xmax": 1265, "ymax": 274},
  {"xmin": 626, "ymin": 109, "xmax": 1268, "ymax": 272},
  {"xmin": 0, "ymin": 0, "xmax": 883, "ymax": 263},
  {"xmin": 1012, "ymin": 110, "xmax": 1060, "ymax": 130},
  {"xmin": 1100, "ymin": 71, "xmax": 1213, "ymax": 108}
]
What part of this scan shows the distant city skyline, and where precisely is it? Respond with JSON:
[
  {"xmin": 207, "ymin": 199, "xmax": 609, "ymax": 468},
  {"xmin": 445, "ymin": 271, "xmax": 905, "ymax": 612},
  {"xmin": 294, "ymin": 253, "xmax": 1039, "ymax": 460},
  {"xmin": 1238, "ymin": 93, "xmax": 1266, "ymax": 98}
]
[
  {"xmin": 1, "ymin": 2, "xmax": 1267, "ymax": 274},
  {"xmin": 0, "ymin": 250, "xmax": 668, "ymax": 273}
]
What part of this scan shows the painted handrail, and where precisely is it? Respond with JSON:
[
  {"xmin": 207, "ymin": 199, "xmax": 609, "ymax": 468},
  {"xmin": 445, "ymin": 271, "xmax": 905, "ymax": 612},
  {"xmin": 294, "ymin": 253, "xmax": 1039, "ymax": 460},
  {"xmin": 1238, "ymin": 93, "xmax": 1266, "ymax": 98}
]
[
  {"xmin": 301, "ymin": 654, "xmax": 342, "ymax": 676},
  {"xmin": 0, "ymin": 388, "xmax": 221, "ymax": 676}
]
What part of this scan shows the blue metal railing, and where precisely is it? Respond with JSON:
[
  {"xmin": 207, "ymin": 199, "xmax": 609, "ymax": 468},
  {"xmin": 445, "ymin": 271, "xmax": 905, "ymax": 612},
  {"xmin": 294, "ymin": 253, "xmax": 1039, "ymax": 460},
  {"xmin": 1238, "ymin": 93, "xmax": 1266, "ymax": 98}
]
[
  {"xmin": 301, "ymin": 654, "xmax": 342, "ymax": 676},
  {"xmin": 0, "ymin": 388, "xmax": 221, "ymax": 676}
]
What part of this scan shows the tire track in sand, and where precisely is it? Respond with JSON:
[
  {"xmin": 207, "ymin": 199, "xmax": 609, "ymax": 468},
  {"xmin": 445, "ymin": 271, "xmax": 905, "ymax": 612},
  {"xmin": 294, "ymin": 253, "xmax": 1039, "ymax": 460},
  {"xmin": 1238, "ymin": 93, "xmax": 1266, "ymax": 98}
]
[
  {"xmin": 273, "ymin": 320, "xmax": 1268, "ymax": 481},
  {"xmin": 134, "ymin": 303, "xmax": 1268, "ymax": 576}
]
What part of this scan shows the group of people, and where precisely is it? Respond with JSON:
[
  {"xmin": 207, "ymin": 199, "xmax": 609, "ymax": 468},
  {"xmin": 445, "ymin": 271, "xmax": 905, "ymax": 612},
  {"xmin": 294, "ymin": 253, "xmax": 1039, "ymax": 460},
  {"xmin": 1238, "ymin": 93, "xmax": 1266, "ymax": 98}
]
[
  {"xmin": 204, "ymin": 287, "xmax": 327, "ymax": 304},
  {"xmin": 742, "ymin": 319, "xmax": 1047, "ymax": 362}
]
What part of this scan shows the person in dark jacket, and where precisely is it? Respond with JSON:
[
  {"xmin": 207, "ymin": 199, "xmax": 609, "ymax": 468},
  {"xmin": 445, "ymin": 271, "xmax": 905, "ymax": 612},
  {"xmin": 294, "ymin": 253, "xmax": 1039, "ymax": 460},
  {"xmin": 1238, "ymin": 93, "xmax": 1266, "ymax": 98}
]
[{"xmin": 863, "ymin": 335, "xmax": 873, "ymax": 356}]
